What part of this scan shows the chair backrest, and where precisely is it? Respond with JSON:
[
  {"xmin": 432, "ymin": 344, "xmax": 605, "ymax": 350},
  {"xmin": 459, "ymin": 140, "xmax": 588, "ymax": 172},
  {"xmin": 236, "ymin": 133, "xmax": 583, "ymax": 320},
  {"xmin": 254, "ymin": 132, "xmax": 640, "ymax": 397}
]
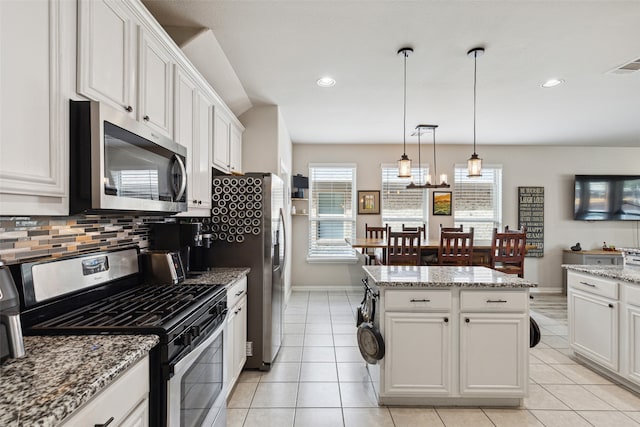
[
  {"xmin": 439, "ymin": 224, "xmax": 463, "ymax": 233},
  {"xmin": 365, "ymin": 223, "xmax": 389, "ymax": 239},
  {"xmin": 438, "ymin": 228, "xmax": 474, "ymax": 266},
  {"xmin": 402, "ymin": 223, "xmax": 426, "ymax": 239},
  {"xmin": 387, "ymin": 231, "xmax": 421, "ymax": 266},
  {"xmin": 490, "ymin": 226, "xmax": 526, "ymax": 277}
]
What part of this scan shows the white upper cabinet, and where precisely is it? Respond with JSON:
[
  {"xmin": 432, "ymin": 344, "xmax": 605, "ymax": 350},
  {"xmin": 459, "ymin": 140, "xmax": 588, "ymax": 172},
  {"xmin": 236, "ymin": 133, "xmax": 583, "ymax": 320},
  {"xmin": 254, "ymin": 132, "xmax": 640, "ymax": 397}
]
[
  {"xmin": 0, "ymin": 0, "xmax": 71, "ymax": 215},
  {"xmin": 174, "ymin": 67, "xmax": 212, "ymax": 216},
  {"xmin": 213, "ymin": 108, "xmax": 231, "ymax": 172},
  {"xmin": 213, "ymin": 108, "xmax": 243, "ymax": 174},
  {"xmin": 78, "ymin": 0, "xmax": 174, "ymax": 138},
  {"xmin": 138, "ymin": 27, "xmax": 173, "ymax": 138},
  {"xmin": 77, "ymin": 0, "xmax": 136, "ymax": 117}
]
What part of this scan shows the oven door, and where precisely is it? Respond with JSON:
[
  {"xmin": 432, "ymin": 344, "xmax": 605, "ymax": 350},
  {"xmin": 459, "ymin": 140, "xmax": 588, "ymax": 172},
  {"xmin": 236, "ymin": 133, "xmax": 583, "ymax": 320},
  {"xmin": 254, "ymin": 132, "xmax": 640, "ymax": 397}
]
[{"xmin": 167, "ymin": 323, "xmax": 226, "ymax": 427}]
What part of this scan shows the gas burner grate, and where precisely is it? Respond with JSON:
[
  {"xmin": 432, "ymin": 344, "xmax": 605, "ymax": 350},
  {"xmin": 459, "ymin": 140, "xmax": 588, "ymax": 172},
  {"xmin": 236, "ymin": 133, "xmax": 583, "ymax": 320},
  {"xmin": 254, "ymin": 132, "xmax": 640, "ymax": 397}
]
[{"xmin": 35, "ymin": 284, "xmax": 223, "ymax": 329}]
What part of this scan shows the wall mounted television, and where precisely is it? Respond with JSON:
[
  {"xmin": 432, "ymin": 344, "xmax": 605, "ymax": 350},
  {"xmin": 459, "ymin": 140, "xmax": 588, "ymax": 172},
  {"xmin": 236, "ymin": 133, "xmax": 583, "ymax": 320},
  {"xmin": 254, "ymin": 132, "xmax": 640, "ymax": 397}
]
[{"xmin": 574, "ymin": 175, "xmax": 640, "ymax": 221}]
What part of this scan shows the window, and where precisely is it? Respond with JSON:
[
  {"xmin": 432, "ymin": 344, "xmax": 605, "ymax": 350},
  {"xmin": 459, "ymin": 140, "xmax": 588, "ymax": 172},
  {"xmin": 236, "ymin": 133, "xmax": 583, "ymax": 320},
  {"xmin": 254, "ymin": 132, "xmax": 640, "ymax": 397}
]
[
  {"xmin": 453, "ymin": 164, "xmax": 502, "ymax": 241},
  {"xmin": 308, "ymin": 164, "xmax": 357, "ymax": 261},
  {"xmin": 381, "ymin": 165, "xmax": 428, "ymax": 231}
]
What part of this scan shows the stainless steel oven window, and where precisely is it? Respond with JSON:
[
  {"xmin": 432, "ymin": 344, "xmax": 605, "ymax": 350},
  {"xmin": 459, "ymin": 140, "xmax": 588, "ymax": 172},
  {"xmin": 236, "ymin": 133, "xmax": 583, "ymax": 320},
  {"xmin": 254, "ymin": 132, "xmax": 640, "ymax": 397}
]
[{"xmin": 168, "ymin": 325, "xmax": 226, "ymax": 427}]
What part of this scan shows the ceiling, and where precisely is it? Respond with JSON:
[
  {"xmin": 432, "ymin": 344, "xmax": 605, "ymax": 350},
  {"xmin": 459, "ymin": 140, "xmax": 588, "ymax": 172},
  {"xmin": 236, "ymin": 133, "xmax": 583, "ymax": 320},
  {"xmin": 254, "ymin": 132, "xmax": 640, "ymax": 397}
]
[{"xmin": 143, "ymin": 0, "xmax": 640, "ymax": 147}]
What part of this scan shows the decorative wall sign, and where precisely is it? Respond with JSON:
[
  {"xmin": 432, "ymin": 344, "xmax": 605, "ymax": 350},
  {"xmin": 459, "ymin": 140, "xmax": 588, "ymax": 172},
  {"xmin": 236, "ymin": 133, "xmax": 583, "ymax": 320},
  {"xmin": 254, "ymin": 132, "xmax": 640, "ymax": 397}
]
[
  {"xmin": 358, "ymin": 191, "xmax": 380, "ymax": 215},
  {"xmin": 518, "ymin": 186, "xmax": 544, "ymax": 257}
]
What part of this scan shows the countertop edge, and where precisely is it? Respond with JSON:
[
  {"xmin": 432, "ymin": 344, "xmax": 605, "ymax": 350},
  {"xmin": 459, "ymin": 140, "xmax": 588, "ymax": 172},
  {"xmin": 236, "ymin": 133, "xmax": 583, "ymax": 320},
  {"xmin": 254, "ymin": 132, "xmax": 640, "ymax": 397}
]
[
  {"xmin": 0, "ymin": 334, "xmax": 159, "ymax": 427},
  {"xmin": 363, "ymin": 266, "xmax": 537, "ymax": 288},
  {"xmin": 562, "ymin": 264, "xmax": 640, "ymax": 284}
]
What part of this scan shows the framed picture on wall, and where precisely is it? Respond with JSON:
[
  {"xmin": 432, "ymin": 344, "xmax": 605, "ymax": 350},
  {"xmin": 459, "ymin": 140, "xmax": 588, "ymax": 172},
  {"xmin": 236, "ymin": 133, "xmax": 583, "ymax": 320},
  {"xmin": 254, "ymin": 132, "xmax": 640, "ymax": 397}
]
[
  {"xmin": 358, "ymin": 190, "xmax": 380, "ymax": 214},
  {"xmin": 433, "ymin": 191, "xmax": 452, "ymax": 216}
]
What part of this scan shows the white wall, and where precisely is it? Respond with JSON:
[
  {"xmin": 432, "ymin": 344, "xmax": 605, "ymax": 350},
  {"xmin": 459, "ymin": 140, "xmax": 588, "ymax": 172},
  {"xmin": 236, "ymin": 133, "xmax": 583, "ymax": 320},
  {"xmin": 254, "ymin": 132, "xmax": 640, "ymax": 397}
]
[{"xmin": 291, "ymin": 144, "xmax": 640, "ymax": 292}]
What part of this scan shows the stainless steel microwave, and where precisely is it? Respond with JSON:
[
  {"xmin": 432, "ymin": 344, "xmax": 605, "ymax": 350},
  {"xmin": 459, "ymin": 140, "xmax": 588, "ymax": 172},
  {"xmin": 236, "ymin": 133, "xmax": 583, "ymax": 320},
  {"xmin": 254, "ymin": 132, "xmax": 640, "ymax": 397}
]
[{"xmin": 70, "ymin": 100, "xmax": 187, "ymax": 214}]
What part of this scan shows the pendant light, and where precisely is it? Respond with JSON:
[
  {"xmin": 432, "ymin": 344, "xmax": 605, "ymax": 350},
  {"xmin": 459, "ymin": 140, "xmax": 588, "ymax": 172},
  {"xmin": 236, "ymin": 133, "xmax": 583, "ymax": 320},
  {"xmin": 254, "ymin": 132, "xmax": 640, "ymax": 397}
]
[
  {"xmin": 406, "ymin": 124, "xmax": 450, "ymax": 189},
  {"xmin": 397, "ymin": 47, "xmax": 413, "ymax": 178},
  {"xmin": 467, "ymin": 47, "xmax": 484, "ymax": 177}
]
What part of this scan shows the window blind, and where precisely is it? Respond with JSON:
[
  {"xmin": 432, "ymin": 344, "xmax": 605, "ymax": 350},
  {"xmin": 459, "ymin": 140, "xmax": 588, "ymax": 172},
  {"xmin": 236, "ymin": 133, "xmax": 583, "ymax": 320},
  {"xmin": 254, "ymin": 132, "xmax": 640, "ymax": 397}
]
[
  {"xmin": 308, "ymin": 164, "xmax": 357, "ymax": 261},
  {"xmin": 381, "ymin": 165, "xmax": 428, "ymax": 231},
  {"xmin": 453, "ymin": 164, "xmax": 503, "ymax": 241}
]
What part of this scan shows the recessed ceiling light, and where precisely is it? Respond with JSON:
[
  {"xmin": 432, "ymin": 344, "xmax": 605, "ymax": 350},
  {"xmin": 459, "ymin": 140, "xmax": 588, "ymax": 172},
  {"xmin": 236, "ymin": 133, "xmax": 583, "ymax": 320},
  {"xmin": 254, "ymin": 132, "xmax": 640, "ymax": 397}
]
[
  {"xmin": 541, "ymin": 78, "xmax": 564, "ymax": 88},
  {"xmin": 316, "ymin": 77, "xmax": 336, "ymax": 87}
]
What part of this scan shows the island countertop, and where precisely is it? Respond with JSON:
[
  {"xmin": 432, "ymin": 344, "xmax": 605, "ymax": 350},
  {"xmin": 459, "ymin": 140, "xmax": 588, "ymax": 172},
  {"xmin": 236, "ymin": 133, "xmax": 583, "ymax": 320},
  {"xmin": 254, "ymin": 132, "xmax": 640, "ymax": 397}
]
[
  {"xmin": 562, "ymin": 264, "xmax": 640, "ymax": 284},
  {"xmin": 0, "ymin": 334, "xmax": 159, "ymax": 427},
  {"xmin": 363, "ymin": 265, "xmax": 537, "ymax": 288}
]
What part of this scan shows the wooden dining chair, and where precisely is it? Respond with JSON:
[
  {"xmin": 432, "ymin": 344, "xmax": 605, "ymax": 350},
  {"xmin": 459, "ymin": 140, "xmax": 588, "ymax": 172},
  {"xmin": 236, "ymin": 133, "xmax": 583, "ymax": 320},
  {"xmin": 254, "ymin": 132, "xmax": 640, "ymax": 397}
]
[
  {"xmin": 363, "ymin": 223, "xmax": 389, "ymax": 265},
  {"xmin": 386, "ymin": 231, "xmax": 421, "ymax": 266},
  {"xmin": 438, "ymin": 228, "xmax": 474, "ymax": 266},
  {"xmin": 402, "ymin": 223, "xmax": 427, "ymax": 240},
  {"xmin": 439, "ymin": 223, "xmax": 463, "ymax": 233},
  {"xmin": 490, "ymin": 226, "xmax": 527, "ymax": 277}
]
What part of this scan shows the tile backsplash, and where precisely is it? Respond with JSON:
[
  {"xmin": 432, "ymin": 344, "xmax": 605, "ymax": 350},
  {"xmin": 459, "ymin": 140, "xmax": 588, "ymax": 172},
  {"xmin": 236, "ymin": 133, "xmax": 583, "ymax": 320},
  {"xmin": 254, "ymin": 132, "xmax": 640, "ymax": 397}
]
[{"xmin": 0, "ymin": 215, "xmax": 167, "ymax": 264}]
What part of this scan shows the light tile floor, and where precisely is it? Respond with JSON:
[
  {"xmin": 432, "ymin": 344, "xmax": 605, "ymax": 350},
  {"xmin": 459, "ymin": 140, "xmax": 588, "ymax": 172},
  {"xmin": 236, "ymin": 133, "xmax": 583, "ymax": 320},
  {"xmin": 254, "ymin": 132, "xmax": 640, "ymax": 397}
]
[{"xmin": 228, "ymin": 292, "xmax": 640, "ymax": 426}]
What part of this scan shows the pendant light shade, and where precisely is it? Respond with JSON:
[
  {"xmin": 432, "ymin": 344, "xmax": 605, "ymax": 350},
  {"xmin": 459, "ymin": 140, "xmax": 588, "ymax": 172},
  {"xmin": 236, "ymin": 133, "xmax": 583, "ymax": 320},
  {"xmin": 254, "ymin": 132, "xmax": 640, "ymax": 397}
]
[
  {"xmin": 467, "ymin": 47, "xmax": 484, "ymax": 177},
  {"xmin": 397, "ymin": 47, "xmax": 413, "ymax": 178}
]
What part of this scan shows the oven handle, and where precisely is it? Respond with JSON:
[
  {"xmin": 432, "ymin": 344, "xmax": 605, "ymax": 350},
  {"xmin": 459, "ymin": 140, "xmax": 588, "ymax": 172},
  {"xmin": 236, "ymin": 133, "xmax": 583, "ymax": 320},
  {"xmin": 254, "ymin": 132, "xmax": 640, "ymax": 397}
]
[{"xmin": 168, "ymin": 309, "xmax": 228, "ymax": 377}]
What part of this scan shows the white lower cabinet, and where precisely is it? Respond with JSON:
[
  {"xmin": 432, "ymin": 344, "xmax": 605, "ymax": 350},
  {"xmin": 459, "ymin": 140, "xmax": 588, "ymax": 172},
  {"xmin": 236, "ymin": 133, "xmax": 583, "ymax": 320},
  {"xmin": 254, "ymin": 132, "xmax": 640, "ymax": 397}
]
[
  {"xmin": 61, "ymin": 356, "xmax": 149, "ymax": 427},
  {"xmin": 568, "ymin": 288, "xmax": 618, "ymax": 370},
  {"xmin": 384, "ymin": 312, "xmax": 451, "ymax": 396},
  {"xmin": 460, "ymin": 312, "xmax": 527, "ymax": 396},
  {"xmin": 380, "ymin": 288, "xmax": 529, "ymax": 404},
  {"xmin": 626, "ymin": 302, "xmax": 640, "ymax": 385},
  {"xmin": 226, "ymin": 276, "xmax": 248, "ymax": 397}
]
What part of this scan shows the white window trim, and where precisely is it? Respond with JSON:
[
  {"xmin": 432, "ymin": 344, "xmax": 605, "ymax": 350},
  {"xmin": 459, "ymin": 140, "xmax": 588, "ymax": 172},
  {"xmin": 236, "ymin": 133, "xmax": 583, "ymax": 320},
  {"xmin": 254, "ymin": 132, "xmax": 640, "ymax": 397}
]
[{"xmin": 307, "ymin": 163, "xmax": 358, "ymax": 263}]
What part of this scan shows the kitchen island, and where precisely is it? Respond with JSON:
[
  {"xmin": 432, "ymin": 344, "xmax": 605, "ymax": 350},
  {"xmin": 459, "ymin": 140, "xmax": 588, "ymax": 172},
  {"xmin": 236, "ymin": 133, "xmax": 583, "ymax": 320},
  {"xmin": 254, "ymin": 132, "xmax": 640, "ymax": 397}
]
[
  {"xmin": 362, "ymin": 265, "xmax": 536, "ymax": 407},
  {"xmin": 564, "ymin": 264, "xmax": 640, "ymax": 393}
]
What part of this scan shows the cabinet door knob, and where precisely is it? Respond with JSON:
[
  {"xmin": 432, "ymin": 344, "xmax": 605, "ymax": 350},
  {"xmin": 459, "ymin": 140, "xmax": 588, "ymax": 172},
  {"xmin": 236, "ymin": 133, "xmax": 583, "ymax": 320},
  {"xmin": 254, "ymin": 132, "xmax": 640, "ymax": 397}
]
[
  {"xmin": 444, "ymin": 317, "xmax": 449, "ymax": 323},
  {"xmin": 465, "ymin": 318, "xmax": 470, "ymax": 323},
  {"xmin": 609, "ymin": 303, "xmax": 614, "ymax": 308},
  {"xmin": 143, "ymin": 115, "xmax": 150, "ymax": 121},
  {"xmin": 124, "ymin": 105, "xmax": 133, "ymax": 112},
  {"xmin": 95, "ymin": 417, "xmax": 115, "ymax": 427}
]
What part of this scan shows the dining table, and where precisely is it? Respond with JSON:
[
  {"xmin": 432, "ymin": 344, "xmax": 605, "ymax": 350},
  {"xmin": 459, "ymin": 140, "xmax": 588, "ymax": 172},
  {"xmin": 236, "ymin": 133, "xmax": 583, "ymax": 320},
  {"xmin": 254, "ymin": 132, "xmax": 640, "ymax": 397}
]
[{"xmin": 346, "ymin": 237, "xmax": 538, "ymax": 266}]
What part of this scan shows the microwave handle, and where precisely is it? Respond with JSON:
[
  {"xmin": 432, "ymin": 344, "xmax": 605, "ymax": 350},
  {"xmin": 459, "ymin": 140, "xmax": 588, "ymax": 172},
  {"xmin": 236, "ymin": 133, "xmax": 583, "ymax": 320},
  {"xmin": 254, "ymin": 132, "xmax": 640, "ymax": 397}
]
[{"xmin": 171, "ymin": 154, "xmax": 187, "ymax": 201}]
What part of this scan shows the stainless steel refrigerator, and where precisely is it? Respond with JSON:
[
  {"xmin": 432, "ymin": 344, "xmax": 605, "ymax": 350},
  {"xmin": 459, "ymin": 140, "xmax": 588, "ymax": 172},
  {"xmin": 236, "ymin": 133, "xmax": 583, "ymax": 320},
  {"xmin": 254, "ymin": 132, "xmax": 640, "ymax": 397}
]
[{"xmin": 209, "ymin": 173, "xmax": 285, "ymax": 371}]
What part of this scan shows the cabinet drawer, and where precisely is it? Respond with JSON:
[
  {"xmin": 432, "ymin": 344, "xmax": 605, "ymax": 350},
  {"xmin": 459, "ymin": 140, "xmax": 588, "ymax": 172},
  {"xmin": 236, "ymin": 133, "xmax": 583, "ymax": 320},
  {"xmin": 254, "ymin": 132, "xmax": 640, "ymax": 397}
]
[
  {"xmin": 385, "ymin": 290, "xmax": 451, "ymax": 311},
  {"xmin": 460, "ymin": 290, "xmax": 528, "ymax": 312},
  {"xmin": 227, "ymin": 275, "xmax": 248, "ymax": 308},
  {"xmin": 567, "ymin": 271, "xmax": 618, "ymax": 300},
  {"xmin": 584, "ymin": 255, "xmax": 621, "ymax": 266}
]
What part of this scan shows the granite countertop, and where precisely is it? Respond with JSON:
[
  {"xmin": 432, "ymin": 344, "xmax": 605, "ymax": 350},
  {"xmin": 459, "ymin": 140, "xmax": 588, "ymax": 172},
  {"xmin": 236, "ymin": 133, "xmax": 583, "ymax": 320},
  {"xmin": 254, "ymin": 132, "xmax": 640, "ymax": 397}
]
[
  {"xmin": 182, "ymin": 267, "xmax": 250, "ymax": 286},
  {"xmin": 0, "ymin": 334, "xmax": 159, "ymax": 427},
  {"xmin": 562, "ymin": 264, "xmax": 640, "ymax": 284},
  {"xmin": 363, "ymin": 265, "xmax": 537, "ymax": 288}
]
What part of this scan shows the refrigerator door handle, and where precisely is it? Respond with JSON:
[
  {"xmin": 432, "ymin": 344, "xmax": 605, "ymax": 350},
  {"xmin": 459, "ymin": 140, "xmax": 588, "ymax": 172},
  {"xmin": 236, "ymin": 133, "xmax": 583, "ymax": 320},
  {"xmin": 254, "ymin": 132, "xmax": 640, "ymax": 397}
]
[{"xmin": 279, "ymin": 208, "xmax": 286, "ymax": 269}]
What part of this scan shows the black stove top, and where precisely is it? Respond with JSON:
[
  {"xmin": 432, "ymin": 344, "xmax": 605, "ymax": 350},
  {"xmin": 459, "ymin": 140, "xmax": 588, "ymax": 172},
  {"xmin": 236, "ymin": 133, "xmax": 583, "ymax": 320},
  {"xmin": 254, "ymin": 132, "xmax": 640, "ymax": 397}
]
[{"xmin": 28, "ymin": 283, "xmax": 225, "ymax": 335}]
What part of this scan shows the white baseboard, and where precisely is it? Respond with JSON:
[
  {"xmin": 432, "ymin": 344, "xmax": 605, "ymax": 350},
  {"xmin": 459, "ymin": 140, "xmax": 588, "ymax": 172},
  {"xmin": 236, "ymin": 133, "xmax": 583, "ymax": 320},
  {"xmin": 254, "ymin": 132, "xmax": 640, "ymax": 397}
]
[
  {"xmin": 530, "ymin": 286, "xmax": 564, "ymax": 294},
  {"xmin": 292, "ymin": 285, "xmax": 362, "ymax": 293}
]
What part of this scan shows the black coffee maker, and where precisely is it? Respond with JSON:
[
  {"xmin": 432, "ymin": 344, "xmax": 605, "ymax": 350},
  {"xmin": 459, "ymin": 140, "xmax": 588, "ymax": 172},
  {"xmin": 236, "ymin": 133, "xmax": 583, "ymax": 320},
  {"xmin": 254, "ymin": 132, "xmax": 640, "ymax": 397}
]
[{"xmin": 149, "ymin": 222, "xmax": 206, "ymax": 275}]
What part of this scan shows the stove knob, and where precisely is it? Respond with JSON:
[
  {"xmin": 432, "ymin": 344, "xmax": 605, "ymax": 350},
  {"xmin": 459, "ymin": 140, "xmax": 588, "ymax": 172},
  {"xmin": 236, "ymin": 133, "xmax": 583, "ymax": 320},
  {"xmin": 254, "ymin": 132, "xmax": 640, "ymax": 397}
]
[{"xmin": 177, "ymin": 331, "xmax": 193, "ymax": 346}]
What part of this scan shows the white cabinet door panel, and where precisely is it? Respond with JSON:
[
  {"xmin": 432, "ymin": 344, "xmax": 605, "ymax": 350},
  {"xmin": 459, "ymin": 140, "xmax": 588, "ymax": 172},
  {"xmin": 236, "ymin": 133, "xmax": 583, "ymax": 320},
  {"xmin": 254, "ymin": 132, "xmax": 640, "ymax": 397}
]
[
  {"xmin": 460, "ymin": 313, "xmax": 527, "ymax": 396},
  {"xmin": 77, "ymin": 0, "xmax": 135, "ymax": 116},
  {"xmin": 213, "ymin": 109, "xmax": 230, "ymax": 172},
  {"xmin": 569, "ymin": 289, "xmax": 618, "ymax": 371},
  {"xmin": 384, "ymin": 312, "xmax": 451, "ymax": 396},
  {"xmin": 627, "ymin": 304, "xmax": 640, "ymax": 385}
]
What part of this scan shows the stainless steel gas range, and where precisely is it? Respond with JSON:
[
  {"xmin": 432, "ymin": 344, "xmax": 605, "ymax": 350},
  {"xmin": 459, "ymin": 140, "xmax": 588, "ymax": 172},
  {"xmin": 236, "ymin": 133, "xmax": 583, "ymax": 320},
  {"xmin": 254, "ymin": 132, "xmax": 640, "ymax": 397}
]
[{"xmin": 11, "ymin": 247, "xmax": 227, "ymax": 427}]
